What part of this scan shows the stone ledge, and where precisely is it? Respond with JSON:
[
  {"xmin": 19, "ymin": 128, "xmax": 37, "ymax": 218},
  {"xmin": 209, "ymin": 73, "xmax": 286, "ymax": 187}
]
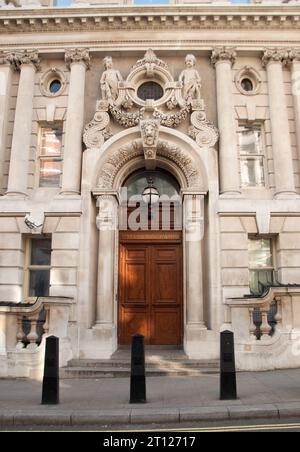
[
  {"xmin": 228, "ymin": 404, "xmax": 279, "ymax": 420},
  {"xmin": 2, "ymin": 403, "xmax": 300, "ymax": 426}
]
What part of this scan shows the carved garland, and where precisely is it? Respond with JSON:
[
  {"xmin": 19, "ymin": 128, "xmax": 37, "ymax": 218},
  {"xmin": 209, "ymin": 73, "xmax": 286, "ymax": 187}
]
[{"xmin": 97, "ymin": 139, "xmax": 202, "ymax": 189}]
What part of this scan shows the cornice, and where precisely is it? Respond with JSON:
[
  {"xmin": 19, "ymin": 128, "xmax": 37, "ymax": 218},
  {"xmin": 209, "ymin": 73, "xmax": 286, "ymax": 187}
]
[{"xmin": 0, "ymin": 6, "xmax": 300, "ymax": 33}]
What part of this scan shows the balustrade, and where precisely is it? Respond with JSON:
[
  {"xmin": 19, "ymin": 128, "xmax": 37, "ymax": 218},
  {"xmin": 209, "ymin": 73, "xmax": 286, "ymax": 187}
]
[
  {"xmin": 226, "ymin": 287, "xmax": 300, "ymax": 344},
  {"xmin": 0, "ymin": 297, "xmax": 73, "ymax": 353}
]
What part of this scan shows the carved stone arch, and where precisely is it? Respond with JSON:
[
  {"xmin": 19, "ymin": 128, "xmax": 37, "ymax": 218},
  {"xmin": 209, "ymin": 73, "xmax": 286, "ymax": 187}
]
[{"xmin": 94, "ymin": 126, "xmax": 209, "ymax": 192}]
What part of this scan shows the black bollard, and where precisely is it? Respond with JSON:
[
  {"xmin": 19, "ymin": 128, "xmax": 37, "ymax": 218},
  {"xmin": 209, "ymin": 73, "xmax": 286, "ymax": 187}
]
[
  {"xmin": 41, "ymin": 335, "xmax": 59, "ymax": 405},
  {"xmin": 220, "ymin": 330, "xmax": 237, "ymax": 401},
  {"xmin": 130, "ymin": 334, "xmax": 146, "ymax": 404}
]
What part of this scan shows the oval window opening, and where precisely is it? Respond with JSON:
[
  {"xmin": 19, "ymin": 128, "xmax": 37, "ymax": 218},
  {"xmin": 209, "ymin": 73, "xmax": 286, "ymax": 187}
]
[
  {"xmin": 49, "ymin": 79, "xmax": 62, "ymax": 94},
  {"xmin": 241, "ymin": 78, "xmax": 254, "ymax": 92},
  {"xmin": 137, "ymin": 82, "xmax": 164, "ymax": 101}
]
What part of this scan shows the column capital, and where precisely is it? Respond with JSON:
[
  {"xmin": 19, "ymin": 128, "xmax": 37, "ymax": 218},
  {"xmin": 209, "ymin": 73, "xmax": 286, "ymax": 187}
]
[
  {"xmin": 0, "ymin": 51, "xmax": 11, "ymax": 66},
  {"xmin": 3, "ymin": 50, "xmax": 40, "ymax": 72},
  {"xmin": 65, "ymin": 48, "xmax": 90, "ymax": 70},
  {"xmin": 211, "ymin": 47, "xmax": 237, "ymax": 67},
  {"xmin": 288, "ymin": 48, "xmax": 300, "ymax": 64},
  {"xmin": 262, "ymin": 48, "xmax": 290, "ymax": 68}
]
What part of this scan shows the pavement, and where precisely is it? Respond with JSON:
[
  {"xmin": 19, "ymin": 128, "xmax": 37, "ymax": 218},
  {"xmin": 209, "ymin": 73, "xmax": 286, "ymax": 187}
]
[{"xmin": 1, "ymin": 369, "xmax": 300, "ymax": 427}]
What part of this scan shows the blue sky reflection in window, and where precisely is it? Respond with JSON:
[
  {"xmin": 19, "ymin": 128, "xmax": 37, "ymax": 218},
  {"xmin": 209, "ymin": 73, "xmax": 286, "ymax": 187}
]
[
  {"xmin": 134, "ymin": 0, "xmax": 170, "ymax": 5},
  {"xmin": 54, "ymin": 0, "xmax": 72, "ymax": 6}
]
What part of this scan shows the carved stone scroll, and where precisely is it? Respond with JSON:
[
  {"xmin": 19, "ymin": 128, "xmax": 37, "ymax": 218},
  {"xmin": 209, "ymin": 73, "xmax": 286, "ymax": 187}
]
[{"xmin": 83, "ymin": 101, "xmax": 112, "ymax": 149}]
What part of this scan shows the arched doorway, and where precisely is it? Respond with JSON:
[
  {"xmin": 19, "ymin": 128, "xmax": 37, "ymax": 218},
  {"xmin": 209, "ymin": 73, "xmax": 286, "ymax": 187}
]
[
  {"xmin": 91, "ymin": 126, "xmax": 211, "ymax": 358},
  {"xmin": 118, "ymin": 169, "xmax": 183, "ymax": 345}
]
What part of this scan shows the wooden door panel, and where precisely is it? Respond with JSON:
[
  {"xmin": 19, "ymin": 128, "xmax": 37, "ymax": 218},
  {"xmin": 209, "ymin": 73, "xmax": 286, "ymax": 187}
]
[
  {"xmin": 151, "ymin": 309, "xmax": 181, "ymax": 345},
  {"xmin": 125, "ymin": 263, "xmax": 147, "ymax": 304},
  {"xmin": 154, "ymin": 263, "xmax": 178, "ymax": 303},
  {"xmin": 119, "ymin": 242, "xmax": 182, "ymax": 345},
  {"xmin": 121, "ymin": 308, "xmax": 148, "ymax": 345}
]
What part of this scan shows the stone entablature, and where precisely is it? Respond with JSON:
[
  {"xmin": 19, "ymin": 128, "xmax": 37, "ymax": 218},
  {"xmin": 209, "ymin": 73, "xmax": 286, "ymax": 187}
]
[{"xmin": 0, "ymin": 5, "xmax": 300, "ymax": 33}]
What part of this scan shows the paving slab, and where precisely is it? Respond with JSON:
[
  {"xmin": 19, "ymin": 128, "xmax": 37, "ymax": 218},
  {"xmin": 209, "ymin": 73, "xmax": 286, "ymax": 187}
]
[
  {"xmin": 130, "ymin": 408, "xmax": 180, "ymax": 424},
  {"xmin": 179, "ymin": 406, "xmax": 229, "ymax": 422},
  {"xmin": 228, "ymin": 404, "xmax": 279, "ymax": 420},
  {"xmin": 276, "ymin": 402, "xmax": 300, "ymax": 419},
  {"xmin": 71, "ymin": 410, "xmax": 130, "ymax": 426},
  {"xmin": 14, "ymin": 411, "xmax": 71, "ymax": 426}
]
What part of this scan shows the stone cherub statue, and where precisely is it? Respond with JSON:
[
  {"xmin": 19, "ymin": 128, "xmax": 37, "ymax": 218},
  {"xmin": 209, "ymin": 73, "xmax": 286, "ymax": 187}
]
[
  {"xmin": 100, "ymin": 56, "xmax": 123, "ymax": 102},
  {"xmin": 179, "ymin": 54, "xmax": 202, "ymax": 104}
]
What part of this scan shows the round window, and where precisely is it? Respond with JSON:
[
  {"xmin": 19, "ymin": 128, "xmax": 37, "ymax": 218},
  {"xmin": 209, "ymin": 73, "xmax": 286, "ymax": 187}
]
[
  {"xmin": 235, "ymin": 67, "xmax": 261, "ymax": 96},
  {"xmin": 49, "ymin": 79, "xmax": 62, "ymax": 94},
  {"xmin": 137, "ymin": 82, "xmax": 164, "ymax": 101},
  {"xmin": 40, "ymin": 69, "xmax": 66, "ymax": 97},
  {"xmin": 241, "ymin": 78, "xmax": 253, "ymax": 93}
]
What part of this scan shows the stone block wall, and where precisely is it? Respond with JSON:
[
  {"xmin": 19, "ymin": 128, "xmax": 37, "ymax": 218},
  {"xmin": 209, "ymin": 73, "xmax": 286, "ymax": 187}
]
[
  {"xmin": 220, "ymin": 214, "xmax": 300, "ymax": 303},
  {"xmin": 0, "ymin": 215, "xmax": 80, "ymax": 308}
]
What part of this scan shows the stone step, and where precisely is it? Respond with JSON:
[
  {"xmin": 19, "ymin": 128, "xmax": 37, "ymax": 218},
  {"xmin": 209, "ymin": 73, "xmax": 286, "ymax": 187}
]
[
  {"xmin": 60, "ymin": 366, "xmax": 219, "ymax": 379},
  {"xmin": 66, "ymin": 359, "xmax": 220, "ymax": 369}
]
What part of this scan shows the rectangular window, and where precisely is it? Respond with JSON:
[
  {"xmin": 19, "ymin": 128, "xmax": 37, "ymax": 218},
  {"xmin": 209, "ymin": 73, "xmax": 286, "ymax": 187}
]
[
  {"xmin": 39, "ymin": 126, "xmax": 63, "ymax": 188},
  {"xmin": 238, "ymin": 125, "xmax": 266, "ymax": 188},
  {"xmin": 25, "ymin": 238, "xmax": 52, "ymax": 298},
  {"xmin": 248, "ymin": 238, "xmax": 274, "ymax": 295}
]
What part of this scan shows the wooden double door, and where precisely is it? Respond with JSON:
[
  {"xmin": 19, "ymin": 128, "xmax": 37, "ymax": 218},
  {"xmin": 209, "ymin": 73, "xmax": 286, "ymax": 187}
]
[{"xmin": 119, "ymin": 236, "xmax": 183, "ymax": 345}]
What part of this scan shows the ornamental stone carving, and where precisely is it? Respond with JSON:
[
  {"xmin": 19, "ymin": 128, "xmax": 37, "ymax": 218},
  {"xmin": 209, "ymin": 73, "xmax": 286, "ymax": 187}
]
[
  {"xmin": 84, "ymin": 49, "xmax": 219, "ymax": 154},
  {"xmin": 179, "ymin": 55, "xmax": 202, "ymax": 104},
  {"xmin": 4, "ymin": 50, "xmax": 40, "ymax": 71},
  {"xmin": 132, "ymin": 48, "xmax": 169, "ymax": 73},
  {"xmin": 140, "ymin": 119, "xmax": 160, "ymax": 169},
  {"xmin": 0, "ymin": 52, "xmax": 10, "ymax": 65},
  {"xmin": 83, "ymin": 101, "xmax": 112, "ymax": 148},
  {"xmin": 100, "ymin": 56, "xmax": 123, "ymax": 101},
  {"xmin": 65, "ymin": 48, "xmax": 90, "ymax": 70},
  {"xmin": 261, "ymin": 48, "xmax": 290, "ymax": 67},
  {"xmin": 97, "ymin": 139, "xmax": 203, "ymax": 190},
  {"xmin": 211, "ymin": 47, "xmax": 237, "ymax": 67},
  {"xmin": 189, "ymin": 111, "xmax": 219, "ymax": 148}
]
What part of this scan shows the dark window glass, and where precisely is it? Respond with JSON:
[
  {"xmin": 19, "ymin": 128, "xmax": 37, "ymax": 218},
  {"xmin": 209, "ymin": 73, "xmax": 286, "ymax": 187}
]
[
  {"xmin": 125, "ymin": 169, "xmax": 180, "ymax": 199},
  {"xmin": 137, "ymin": 82, "xmax": 164, "ymax": 101},
  {"xmin": 49, "ymin": 79, "xmax": 62, "ymax": 94},
  {"xmin": 241, "ymin": 78, "xmax": 254, "ymax": 92},
  {"xmin": 31, "ymin": 239, "xmax": 51, "ymax": 266},
  {"xmin": 29, "ymin": 270, "xmax": 50, "ymax": 297}
]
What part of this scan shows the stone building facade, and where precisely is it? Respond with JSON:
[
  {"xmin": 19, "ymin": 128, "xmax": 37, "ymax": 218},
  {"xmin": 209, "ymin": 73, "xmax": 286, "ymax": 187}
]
[{"xmin": 1, "ymin": 1, "xmax": 300, "ymax": 377}]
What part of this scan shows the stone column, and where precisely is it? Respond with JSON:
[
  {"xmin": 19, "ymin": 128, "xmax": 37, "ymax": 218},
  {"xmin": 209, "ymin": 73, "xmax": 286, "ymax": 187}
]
[
  {"xmin": 211, "ymin": 47, "xmax": 241, "ymax": 196},
  {"xmin": 61, "ymin": 48, "xmax": 90, "ymax": 195},
  {"xmin": 183, "ymin": 194, "xmax": 206, "ymax": 356},
  {"xmin": 94, "ymin": 194, "xmax": 118, "ymax": 357},
  {"xmin": 290, "ymin": 49, "xmax": 300, "ymax": 175},
  {"xmin": 6, "ymin": 51, "xmax": 39, "ymax": 196},
  {"xmin": 262, "ymin": 49, "xmax": 296, "ymax": 198},
  {"xmin": 0, "ymin": 53, "xmax": 13, "ymax": 195}
]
